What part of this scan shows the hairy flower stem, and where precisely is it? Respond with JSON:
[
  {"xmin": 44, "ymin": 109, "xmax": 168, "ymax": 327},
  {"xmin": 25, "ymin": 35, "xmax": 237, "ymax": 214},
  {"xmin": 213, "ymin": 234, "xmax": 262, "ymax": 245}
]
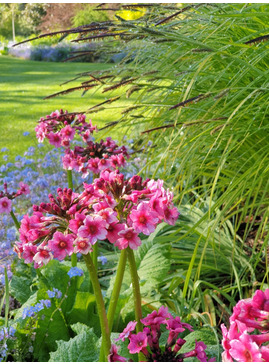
[
  {"xmin": 67, "ymin": 170, "xmax": 77, "ymax": 267},
  {"xmin": 10, "ymin": 210, "xmax": 20, "ymax": 231},
  {"xmin": 127, "ymin": 247, "xmax": 144, "ymax": 361},
  {"xmin": 83, "ymin": 253, "xmax": 110, "ymax": 362},
  {"xmin": 107, "ymin": 249, "xmax": 128, "ymax": 331}
]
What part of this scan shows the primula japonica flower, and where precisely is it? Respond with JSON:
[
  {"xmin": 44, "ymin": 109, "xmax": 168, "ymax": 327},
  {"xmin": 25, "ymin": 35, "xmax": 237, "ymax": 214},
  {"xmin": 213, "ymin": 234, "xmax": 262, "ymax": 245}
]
[
  {"xmin": 0, "ymin": 182, "xmax": 30, "ymax": 214},
  {"xmin": 14, "ymin": 170, "xmax": 178, "ymax": 268},
  {"xmin": 35, "ymin": 109, "xmax": 129, "ymax": 177},
  {"xmin": 221, "ymin": 289, "xmax": 269, "ymax": 362},
  {"xmin": 62, "ymin": 137, "xmax": 130, "ymax": 178},
  {"xmin": 109, "ymin": 306, "xmax": 214, "ymax": 362},
  {"xmin": 35, "ymin": 109, "xmax": 96, "ymax": 147}
]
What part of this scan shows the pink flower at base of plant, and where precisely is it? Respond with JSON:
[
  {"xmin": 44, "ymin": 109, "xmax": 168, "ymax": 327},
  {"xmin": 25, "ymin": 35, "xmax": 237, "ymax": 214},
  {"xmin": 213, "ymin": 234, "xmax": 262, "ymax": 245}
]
[
  {"xmin": 141, "ymin": 305, "xmax": 172, "ymax": 328},
  {"xmin": 115, "ymin": 227, "xmax": 141, "ymax": 250},
  {"xmin": 73, "ymin": 237, "xmax": 93, "ymax": 255},
  {"xmin": 47, "ymin": 132, "xmax": 62, "ymax": 148},
  {"xmin": 128, "ymin": 332, "xmax": 148, "ymax": 354},
  {"xmin": 0, "ymin": 197, "xmax": 12, "ymax": 213},
  {"xmin": 129, "ymin": 202, "xmax": 159, "ymax": 235},
  {"xmin": 195, "ymin": 340, "xmax": 209, "ymax": 362},
  {"xmin": 166, "ymin": 317, "xmax": 186, "ymax": 347},
  {"xmin": 78, "ymin": 215, "xmax": 107, "ymax": 244},
  {"xmin": 229, "ymin": 332, "xmax": 263, "ymax": 362},
  {"xmin": 115, "ymin": 321, "xmax": 137, "ymax": 342},
  {"xmin": 48, "ymin": 231, "xmax": 74, "ymax": 260},
  {"xmin": 108, "ymin": 344, "xmax": 128, "ymax": 362}
]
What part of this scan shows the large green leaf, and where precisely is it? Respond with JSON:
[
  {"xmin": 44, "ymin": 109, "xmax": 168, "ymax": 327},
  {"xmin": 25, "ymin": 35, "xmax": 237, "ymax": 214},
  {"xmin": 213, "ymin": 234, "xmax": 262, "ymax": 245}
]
[
  {"xmin": 49, "ymin": 323, "xmax": 99, "ymax": 362},
  {"xmin": 10, "ymin": 276, "xmax": 32, "ymax": 304},
  {"xmin": 66, "ymin": 291, "xmax": 100, "ymax": 334}
]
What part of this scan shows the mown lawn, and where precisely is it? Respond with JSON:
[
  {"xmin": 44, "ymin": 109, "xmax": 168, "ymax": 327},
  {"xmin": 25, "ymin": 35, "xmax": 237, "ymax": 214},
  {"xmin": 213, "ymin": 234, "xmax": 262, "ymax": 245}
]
[{"xmin": 0, "ymin": 56, "xmax": 130, "ymax": 160}]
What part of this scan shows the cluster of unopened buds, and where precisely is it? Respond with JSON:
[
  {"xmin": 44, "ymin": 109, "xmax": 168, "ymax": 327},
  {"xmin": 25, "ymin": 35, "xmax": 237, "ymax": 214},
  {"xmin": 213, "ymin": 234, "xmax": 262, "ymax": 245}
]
[
  {"xmin": 109, "ymin": 306, "xmax": 214, "ymax": 362},
  {"xmin": 0, "ymin": 182, "xmax": 30, "ymax": 214},
  {"xmin": 14, "ymin": 169, "xmax": 179, "ymax": 268},
  {"xmin": 221, "ymin": 289, "xmax": 269, "ymax": 362},
  {"xmin": 35, "ymin": 109, "xmax": 130, "ymax": 177}
]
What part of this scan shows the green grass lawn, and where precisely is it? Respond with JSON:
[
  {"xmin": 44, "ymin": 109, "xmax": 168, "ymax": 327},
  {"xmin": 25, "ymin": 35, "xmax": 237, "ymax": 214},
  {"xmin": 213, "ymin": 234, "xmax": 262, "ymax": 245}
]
[{"xmin": 0, "ymin": 56, "xmax": 131, "ymax": 160}]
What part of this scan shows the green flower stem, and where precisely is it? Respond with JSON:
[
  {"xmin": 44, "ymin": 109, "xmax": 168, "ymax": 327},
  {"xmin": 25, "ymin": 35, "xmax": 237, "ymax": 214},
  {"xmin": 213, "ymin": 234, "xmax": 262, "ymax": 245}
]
[
  {"xmin": 107, "ymin": 249, "xmax": 128, "ymax": 331},
  {"xmin": 67, "ymin": 169, "xmax": 73, "ymax": 190},
  {"xmin": 10, "ymin": 210, "xmax": 20, "ymax": 231},
  {"xmin": 71, "ymin": 253, "xmax": 77, "ymax": 267},
  {"xmin": 92, "ymin": 243, "xmax": 98, "ymax": 270},
  {"xmin": 67, "ymin": 170, "xmax": 77, "ymax": 267},
  {"xmin": 83, "ymin": 253, "xmax": 110, "ymax": 362},
  {"xmin": 127, "ymin": 247, "xmax": 144, "ymax": 361}
]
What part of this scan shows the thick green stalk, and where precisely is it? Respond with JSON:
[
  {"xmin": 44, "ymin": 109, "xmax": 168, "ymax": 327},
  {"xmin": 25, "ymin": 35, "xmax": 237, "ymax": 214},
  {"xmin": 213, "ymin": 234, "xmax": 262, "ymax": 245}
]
[
  {"xmin": 92, "ymin": 243, "xmax": 98, "ymax": 270},
  {"xmin": 107, "ymin": 249, "xmax": 128, "ymax": 331},
  {"xmin": 67, "ymin": 169, "xmax": 73, "ymax": 190},
  {"xmin": 67, "ymin": 170, "xmax": 77, "ymax": 267},
  {"xmin": 10, "ymin": 210, "xmax": 20, "ymax": 231},
  {"xmin": 83, "ymin": 253, "xmax": 110, "ymax": 362},
  {"xmin": 127, "ymin": 247, "xmax": 144, "ymax": 361}
]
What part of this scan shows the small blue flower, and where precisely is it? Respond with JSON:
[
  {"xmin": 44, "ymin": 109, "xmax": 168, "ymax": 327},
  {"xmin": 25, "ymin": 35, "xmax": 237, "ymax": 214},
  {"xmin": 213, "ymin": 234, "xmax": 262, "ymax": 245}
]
[
  {"xmin": 67, "ymin": 267, "xmax": 84, "ymax": 278},
  {"xmin": 47, "ymin": 288, "xmax": 62, "ymax": 299},
  {"xmin": 22, "ymin": 306, "xmax": 36, "ymax": 319},
  {"xmin": 47, "ymin": 290, "xmax": 55, "ymax": 298},
  {"xmin": 39, "ymin": 299, "xmax": 51, "ymax": 308},
  {"xmin": 34, "ymin": 303, "xmax": 44, "ymax": 312},
  {"xmin": 23, "ymin": 132, "xmax": 30, "ymax": 136},
  {"xmin": 0, "ymin": 147, "xmax": 9, "ymax": 152},
  {"xmin": 98, "ymin": 255, "xmax": 108, "ymax": 265}
]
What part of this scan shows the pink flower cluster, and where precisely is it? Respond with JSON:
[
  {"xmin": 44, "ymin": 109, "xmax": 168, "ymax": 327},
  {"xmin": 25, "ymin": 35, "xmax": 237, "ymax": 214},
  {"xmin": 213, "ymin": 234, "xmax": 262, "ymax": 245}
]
[
  {"xmin": 109, "ymin": 306, "xmax": 214, "ymax": 362},
  {"xmin": 14, "ymin": 170, "xmax": 179, "ymax": 268},
  {"xmin": 221, "ymin": 289, "xmax": 269, "ymax": 362},
  {"xmin": 35, "ymin": 109, "xmax": 129, "ymax": 177},
  {"xmin": 62, "ymin": 137, "xmax": 129, "ymax": 178},
  {"xmin": 0, "ymin": 182, "xmax": 30, "ymax": 214},
  {"xmin": 35, "ymin": 109, "xmax": 96, "ymax": 148}
]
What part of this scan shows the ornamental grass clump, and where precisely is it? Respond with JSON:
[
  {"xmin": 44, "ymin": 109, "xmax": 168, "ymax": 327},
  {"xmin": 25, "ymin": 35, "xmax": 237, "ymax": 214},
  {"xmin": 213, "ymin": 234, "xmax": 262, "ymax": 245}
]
[
  {"xmin": 109, "ymin": 306, "xmax": 214, "ymax": 362},
  {"xmin": 221, "ymin": 289, "xmax": 269, "ymax": 362}
]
